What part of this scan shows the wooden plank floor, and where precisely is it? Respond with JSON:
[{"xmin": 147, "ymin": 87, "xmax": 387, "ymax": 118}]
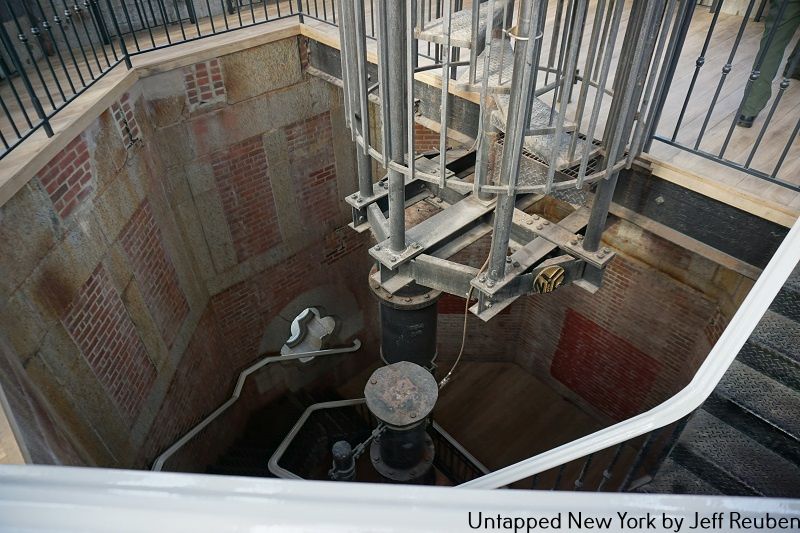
[
  {"xmin": 337, "ymin": 360, "xmax": 643, "ymax": 490},
  {"xmin": 2, "ymin": 1, "xmax": 798, "ymax": 211}
]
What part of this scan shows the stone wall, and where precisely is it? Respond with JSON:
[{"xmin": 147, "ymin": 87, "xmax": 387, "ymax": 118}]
[{"xmin": 0, "ymin": 35, "xmax": 380, "ymax": 469}]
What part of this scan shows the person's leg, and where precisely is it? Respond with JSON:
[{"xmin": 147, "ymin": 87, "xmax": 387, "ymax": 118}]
[
  {"xmin": 740, "ymin": 0, "xmax": 800, "ymax": 118},
  {"xmin": 785, "ymin": 31, "xmax": 800, "ymax": 78}
]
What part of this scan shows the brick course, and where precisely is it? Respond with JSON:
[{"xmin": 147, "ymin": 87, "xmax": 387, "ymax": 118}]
[
  {"xmin": 184, "ymin": 58, "xmax": 226, "ymax": 110},
  {"xmin": 110, "ymin": 93, "xmax": 141, "ymax": 146},
  {"xmin": 119, "ymin": 201, "xmax": 189, "ymax": 348},
  {"xmin": 285, "ymin": 112, "xmax": 341, "ymax": 231},
  {"xmin": 37, "ymin": 134, "xmax": 93, "ymax": 219},
  {"xmin": 551, "ymin": 309, "xmax": 661, "ymax": 420},
  {"xmin": 139, "ymin": 308, "xmax": 229, "ymax": 464},
  {"xmin": 414, "ymin": 122, "xmax": 442, "ymax": 152},
  {"xmin": 518, "ymin": 250, "xmax": 720, "ymax": 421},
  {"xmin": 62, "ymin": 266, "xmax": 156, "ymax": 424},
  {"xmin": 212, "ymin": 135, "xmax": 282, "ymax": 263}
]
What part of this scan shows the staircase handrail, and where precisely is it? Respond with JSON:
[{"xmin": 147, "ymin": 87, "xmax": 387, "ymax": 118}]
[
  {"xmin": 459, "ymin": 215, "xmax": 800, "ymax": 489},
  {"xmin": 151, "ymin": 340, "xmax": 362, "ymax": 472}
]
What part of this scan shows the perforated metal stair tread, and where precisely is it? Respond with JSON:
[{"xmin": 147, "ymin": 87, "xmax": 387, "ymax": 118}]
[
  {"xmin": 454, "ymin": 38, "xmax": 514, "ymax": 93},
  {"xmin": 493, "ymin": 94, "xmax": 600, "ymax": 170},
  {"xmin": 637, "ymin": 458, "xmax": 722, "ymax": 495},
  {"xmin": 675, "ymin": 410, "xmax": 800, "ymax": 497},
  {"xmin": 415, "ymin": 1, "xmax": 505, "ymax": 48},
  {"xmin": 750, "ymin": 310, "xmax": 800, "ymax": 364},
  {"xmin": 715, "ymin": 360, "xmax": 800, "ymax": 440}
]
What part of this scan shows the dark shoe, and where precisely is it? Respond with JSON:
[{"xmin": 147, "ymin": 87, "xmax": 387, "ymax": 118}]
[{"xmin": 737, "ymin": 114, "xmax": 755, "ymax": 128}]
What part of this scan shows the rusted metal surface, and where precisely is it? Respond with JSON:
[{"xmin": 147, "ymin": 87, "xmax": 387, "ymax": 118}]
[{"xmin": 364, "ymin": 361, "xmax": 438, "ymax": 427}]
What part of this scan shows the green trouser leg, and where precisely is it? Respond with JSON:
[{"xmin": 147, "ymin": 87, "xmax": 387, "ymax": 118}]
[{"xmin": 740, "ymin": 0, "xmax": 800, "ymax": 117}]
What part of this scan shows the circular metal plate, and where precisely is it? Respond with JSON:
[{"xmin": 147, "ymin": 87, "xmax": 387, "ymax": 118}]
[{"xmin": 364, "ymin": 361, "xmax": 438, "ymax": 427}]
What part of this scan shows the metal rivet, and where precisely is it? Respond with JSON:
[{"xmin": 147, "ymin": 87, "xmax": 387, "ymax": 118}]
[
  {"xmin": 533, "ymin": 215, "xmax": 540, "ymax": 220},
  {"xmin": 371, "ymin": 379, "xmax": 377, "ymax": 385},
  {"xmin": 405, "ymin": 298, "xmax": 412, "ymax": 303},
  {"xmin": 513, "ymin": 261, "xmax": 520, "ymax": 268},
  {"xmin": 374, "ymin": 245, "xmax": 381, "ymax": 251},
  {"xmin": 412, "ymin": 242, "xmax": 421, "ymax": 249},
  {"xmin": 570, "ymin": 239, "xmax": 578, "ymax": 246},
  {"xmin": 486, "ymin": 302, "xmax": 493, "ymax": 308},
  {"xmin": 424, "ymin": 294, "xmax": 430, "ymax": 299},
  {"xmin": 536, "ymin": 224, "xmax": 543, "ymax": 230},
  {"xmin": 391, "ymin": 256, "xmax": 397, "ymax": 262},
  {"xmin": 410, "ymin": 413, "xmax": 416, "ymax": 419},
  {"xmin": 478, "ymin": 275, "xmax": 486, "ymax": 282},
  {"xmin": 487, "ymin": 280, "xmax": 495, "ymax": 288},
  {"xmin": 351, "ymin": 194, "xmax": 358, "ymax": 199},
  {"xmin": 506, "ymin": 257, "xmax": 512, "ymax": 263},
  {"xmin": 435, "ymin": 197, "xmax": 443, "ymax": 203},
  {"xmin": 543, "ymin": 220, "xmax": 550, "ymax": 225},
  {"xmin": 526, "ymin": 219, "xmax": 533, "ymax": 225},
  {"xmin": 603, "ymin": 247, "xmax": 611, "ymax": 254},
  {"xmin": 387, "ymin": 294, "xmax": 393, "ymax": 299}
]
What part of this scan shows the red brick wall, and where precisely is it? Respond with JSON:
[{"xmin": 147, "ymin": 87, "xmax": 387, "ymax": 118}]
[
  {"xmin": 210, "ymin": 228, "xmax": 373, "ymax": 369},
  {"xmin": 285, "ymin": 112, "xmax": 342, "ymax": 231},
  {"xmin": 184, "ymin": 59, "xmax": 226, "ymax": 110},
  {"xmin": 414, "ymin": 122, "xmax": 441, "ymax": 152},
  {"xmin": 62, "ymin": 266, "xmax": 156, "ymax": 425},
  {"xmin": 119, "ymin": 201, "xmax": 190, "ymax": 349},
  {"xmin": 37, "ymin": 133, "xmax": 93, "ymax": 219},
  {"xmin": 212, "ymin": 135, "xmax": 282, "ymax": 262},
  {"xmin": 110, "ymin": 93, "xmax": 140, "ymax": 147},
  {"xmin": 137, "ymin": 307, "xmax": 229, "ymax": 465},
  {"xmin": 517, "ymin": 249, "xmax": 720, "ymax": 421},
  {"xmin": 551, "ymin": 309, "xmax": 661, "ymax": 420}
]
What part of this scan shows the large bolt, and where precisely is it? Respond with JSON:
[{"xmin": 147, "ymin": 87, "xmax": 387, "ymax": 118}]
[
  {"xmin": 412, "ymin": 242, "xmax": 421, "ymax": 249},
  {"xmin": 391, "ymin": 256, "xmax": 397, "ymax": 262},
  {"xmin": 374, "ymin": 245, "xmax": 381, "ymax": 251},
  {"xmin": 570, "ymin": 239, "xmax": 578, "ymax": 246},
  {"xmin": 537, "ymin": 224, "xmax": 543, "ymax": 230},
  {"xmin": 533, "ymin": 215, "xmax": 540, "ymax": 220},
  {"xmin": 371, "ymin": 379, "xmax": 377, "ymax": 385},
  {"xmin": 487, "ymin": 280, "xmax": 496, "ymax": 288},
  {"xmin": 506, "ymin": 257, "xmax": 512, "ymax": 263},
  {"xmin": 603, "ymin": 247, "xmax": 611, "ymax": 254}
]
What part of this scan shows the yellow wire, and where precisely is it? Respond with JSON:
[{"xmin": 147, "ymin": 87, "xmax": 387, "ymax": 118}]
[{"xmin": 439, "ymin": 254, "xmax": 491, "ymax": 389}]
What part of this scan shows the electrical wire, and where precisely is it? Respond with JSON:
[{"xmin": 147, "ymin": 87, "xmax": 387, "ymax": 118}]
[{"xmin": 438, "ymin": 253, "xmax": 491, "ymax": 389}]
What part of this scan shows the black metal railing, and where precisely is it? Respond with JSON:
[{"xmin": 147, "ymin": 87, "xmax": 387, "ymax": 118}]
[
  {"xmin": 430, "ymin": 422, "xmax": 490, "ymax": 485},
  {"xmin": 496, "ymin": 414, "xmax": 691, "ymax": 492},
  {"xmin": 0, "ymin": 0, "xmax": 304, "ymax": 160},
  {"xmin": 646, "ymin": 0, "xmax": 800, "ymax": 191}
]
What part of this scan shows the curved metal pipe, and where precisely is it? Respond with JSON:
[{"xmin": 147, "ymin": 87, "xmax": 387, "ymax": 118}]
[{"xmin": 151, "ymin": 340, "xmax": 362, "ymax": 472}]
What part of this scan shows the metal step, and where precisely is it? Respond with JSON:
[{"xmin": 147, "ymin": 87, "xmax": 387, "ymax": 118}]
[
  {"xmin": 737, "ymin": 339, "xmax": 800, "ymax": 393},
  {"xmin": 749, "ymin": 310, "xmax": 800, "ymax": 368},
  {"xmin": 703, "ymin": 395, "xmax": 800, "ymax": 465},
  {"xmin": 771, "ymin": 263, "xmax": 800, "ymax": 322},
  {"xmin": 493, "ymin": 94, "xmax": 600, "ymax": 170},
  {"xmin": 637, "ymin": 458, "xmax": 722, "ymax": 495},
  {"xmin": 415, "ymin": 2, "xmax": 505, "ymax": 49},
  {"xmin": 454, "ymin": 38, "xmax": 514, "ymax": 93},
  {"xmin": 672, "ymin": 410, "xmax": 800, "ymax": 497},
  {"xmin": 715, "ymin": 360, "xmax": 800, "ymax": 441}
]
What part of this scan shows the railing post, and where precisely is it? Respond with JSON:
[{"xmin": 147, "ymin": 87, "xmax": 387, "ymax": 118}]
[
  {"xmin": 103, "ymin": 0, "xmax": 132, "ymax": 68},
  {"xmin": 643, "ymin": 0, "xmax": 696, "ymax": 152},
  {"xmin": 0, "ymin": 21, "xmax": 53, "ymax": 137},
  {"xmin": 297, "ymin": 0, "xmax": 305, "ymax": 23}
]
